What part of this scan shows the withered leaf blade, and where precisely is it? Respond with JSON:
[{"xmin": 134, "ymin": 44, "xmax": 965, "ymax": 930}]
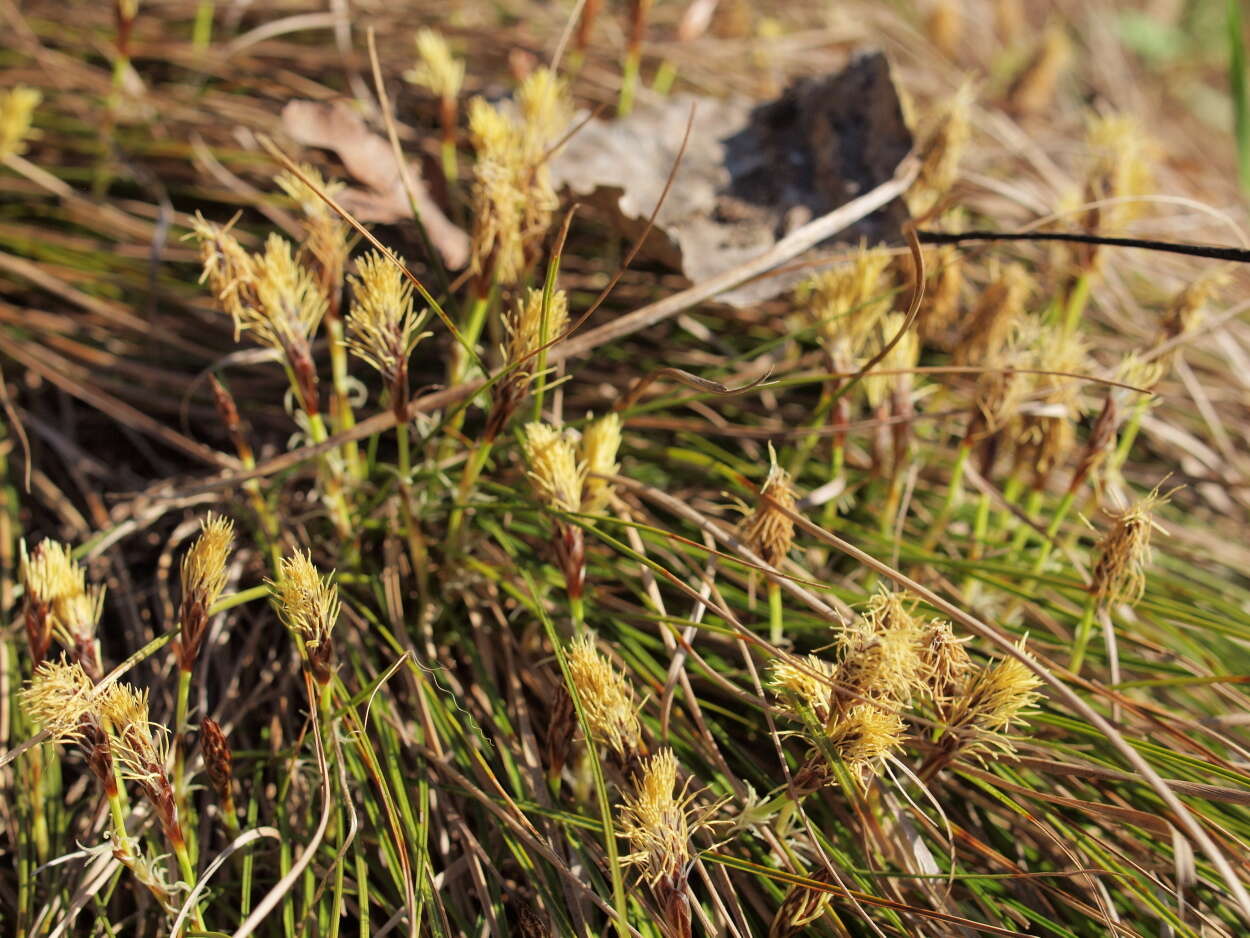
[
  {"xmin": 550, "ymin": 52, "xmax": 913, "ymax": 307},
  {"xmin": 280, "ymin": 99, "xmax": 470, "ymax": 269}
]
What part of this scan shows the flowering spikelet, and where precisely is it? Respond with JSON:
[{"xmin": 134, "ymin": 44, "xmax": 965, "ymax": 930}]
[
  {"xmin": 744, "ymin": 453, "xmax": 796, "ymax": 567},
  {"xmin": 274, "ymin": 164, "xmax": 349, "ymax": 313},
  {"xmin": 347, "ymin": 250, "xmax": 428, "ymax": 419},
  {"xmin": 1090, "ymin": 487, "xmax": 1169, "ymax": 607},
  {"xmin": 489, "ymin": 288, "xmax": 569, "ymax": 438},
  {"xmin": 269, "ymin": 550, "xmax": 340, "ymax": 684},
  {"xmin": 0, "ymin": 84, "xmax": 40, "ymax": 160},
  {"xmin": 618, "ymin": 750, "xmax": 722, "ymax": 907},
  {"xmin": 1013, "ymin": 326, "xmax": 1087, "ymax": 488},
  {"xmin": 800, "ymin": 244, "xmax": 894, "ymax": 359},
  {"xmin": 468, "ymin": 68, "xmax": 570, "ymax": 286},
  {"xmin": 522, "ymin": 423, "xmax": 584, "ymax": 514},
  {"xmin": 188, "ymin": 214, "xmax": 257, "ymax": 326},
  {"xmin": 770, "ymin": 655, "xmax": 836, "ymax": 724},
  {"xmin": 832, "ymin": 592, "xmax": 926, "ymax": 711},
  {"xmin": 1159, "ymin": 269, "xmax": 1228, "ymax": 362},
  {"xmin": 944, "ymin": 643, "xmax": 1043, "ymax": 759},
  {"xmin": 917, "ymin": 242, "xmax": 963, "ymax": 342},
  {"xmin": 580, "ymin": 412, "xmax": 622, "ymax": 515},
  {"xmin": 1068, "ymin": 115, "xmax": 1154, "ymax": 275},
  {"xmin": 565, "ymin": 633, "xmax": 641, "ymax": 757},
  {"xmin": 177, "ymin": 514, "xmax": 234, "ymax": 671},
  {"xmin": 1006, "ymin": 25, "xmax": 1071, "ymax": 116},
  {"xmin": 246, "ymin": 234, "xmax": 327, "ymax": 352},
  {"xmin": 19, "ymin": 657, "xmax": 97, "ymax": 744},
  {"xmin": 919, "ymin": 618, "xmax": 972, "ymax": 706},
  {"xmin": 824, "ymin": 704, "xmax": 905, "ymax": 781},
  {"xmin": 954, "ymin": 263, "xmax": 1031, "ymax": 366},
  {"xmin": 404, "ymin": 29, "xmax": 465, "ymax": 101},
  {"xmin": 100, "ymin": 683, "xmax": 185, "ymax": 849},
  {"xmin": 908, "ymin": 82, "xmax": 972, "ymax": 217},
  {"xmin": 21, "ymin": 540, "xmax": 78, "ymax": 663}
]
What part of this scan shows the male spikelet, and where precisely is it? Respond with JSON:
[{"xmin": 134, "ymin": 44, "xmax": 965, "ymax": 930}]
[
  {"xmin": 269, "ymin": 550, "xmax": 340, "ymax": 685},
  {"xmin": 744, "ymin": 453, "xmax": 797, "ymax": 568},
  {"xmin": 566, "ymin": 633, "xmax": 642, "ymax": 758},
  {"xmin": 347, "ymin": 250, "xmax": 429, "ymax": 421},
  {"xmin": 824, "ymin": 704, "xmax": 906, "ymax": 784},
  {"xmin": 274, "ymin": 163, "xmax": 349, "ymax": 315},
  {"xmin": 0, "ymin": 84, "xmax": 40, "ymax": 159},
  {"xmin": 940, "ymin": 641, "xmax": 1043, "ymax": 762},
  {"xmin": 522, "ymin": 423, "xmax": 587, "ymax": 599},
  {"xmin": 1006, "ymin": 25, "xmax": 1071, "ymax": 116},
  {"xmin": 100, "ymin": 684, "xmax": 186, "ymax": 853},
  {"xmin": 1090, "ymin": 487, "xmax": 1170, "ymax": 607},
  {"xmin": 406, "ymin": 28, "xmax": 465, "ymax": 152},
  {"xmin": 20, "ymin": 540, "xmax": 79, "ymax": 664},
  {"xmin": 619, "ymin": 749, "xmax": 723, "ymax": 938},
  {"xmin": 177, "ymin": 514, "xmax": 234, "ymax": 672},
  {"xmin": 954, "ymin": 263, "xmax": 1031, "ymax": 367},
  {"xmin": 770, "ymin": 655, "xmax": 836, "ymax": 725},
  {"xmin": 908, "ymin": 82, "xmax": 972, "ymax": 217},
  {"xmin": 488, "ymin": 288, "xmax": 569, "ymax": 439},
  {"xmin": 832, "ymin": 592, "xmax": 926, "ymax": 712},
  {"xmin": 580, "ymin": 412, "xmax": 622, "ymax": 516}
]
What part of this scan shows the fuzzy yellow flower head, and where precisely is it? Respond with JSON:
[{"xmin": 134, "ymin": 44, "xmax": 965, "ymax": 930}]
[
  {"xmin": 269, "ymin": 550, "xmax": 340, "ymax": 652},
  {"xmin": 522, "ymin": 422, "xmax": 584, "ymax": 514},
  {"xmin": 770, "ymin": 654, "xmax": 835, "ymax": 724},
  {"xmin": 1091, "ymin": 487, "xmax": 1170, "ymax": 607},
  {"xmin": 405, "ymin": 29, "xmax": 465, "ymax": 101},
  {"xmin": 825, "ymin": 703, "xmax": 905, "ymax": 780},
  {"xmin": 347, "ymin": 250, "xmax": 429, "ymax": 388},
  {"xmin": 580, "ymin": 412, "xmax": 622, "ymax": 515},
  {"xmin": 181, "ymin": 514, "xmax": 234, "ymax": 616},
  {"xmin": 0, "ymin": 84, "xmax": 41, "ymax": 160},
  {"xmin": 618, "ymin": 750, "xmax": 721, "ymax": 887},
  {"xmin": 20, "ymin": 657, "xmax": 97, "ymax": 744},
  {"xmin": 744, "ymin": 453, "xmax": 797, "ymax": 567},
  {"xmin": 566, "ymin": 633, "xmax": 641, "ymax": 757}
]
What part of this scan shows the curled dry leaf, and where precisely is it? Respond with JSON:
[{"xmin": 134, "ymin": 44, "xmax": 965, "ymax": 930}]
[
  {"xmin": 550, "ymin": 52, "xmax": 913, "ymax": 306},
  {"xmin": 280, "ymin": 99, "xmax": 470, "ymax": 269}
]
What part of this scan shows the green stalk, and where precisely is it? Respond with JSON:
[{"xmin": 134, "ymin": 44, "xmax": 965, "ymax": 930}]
[
  {"xmin": 325, "ymin": 316, "xmax": 361, "ymax": 479},
  {"xmin": 961, "ymin": 492, "xmax": 993, "ymax": 596},
  {"xmin": 445, "ymin": 440, "xmax": 494, "ymax": 555},
  {"xmin": 619, "ymin": 50, "xmax": 642, "ymax": 116},
  {"xmin": 1070, "ymin": 596, "xmax": 1098, "ymax": 674},
  {"xmin": 172, "ymin": 839, "xmax": 206, "ymax": 933},
  {"xmin": 305, "ymin": 412, "xmax": 355, "ymax": 544},
  {"xmin": 172, "ymin": 667, "xmax": 195, "ymax": 860},
  {"xmin": 767, "ymin": 581, "xmax": 784, "ymax": 647},
  {"xmin": 652, "ymin": 60, "xmax": 678, "ymax": 95},
  {"xmin": 1009, "ymin": 489, "xmax": 1044, "ymax": 555},
  {"xmin": 191, "ymin": 1, "xmax": 214, "ymax": 50},
  {"xmin": 1030, "ymin": 489, "xmax": 1076, "ymax": 577},
  {"xmin": 440, "ymin": 140, "xmax": 458, "ymax": 184},
  {"xmin": 922, "ymin": 442, "xmax": 969, "ymax": 553},
  {"xmin": 1063, "ymin": 272, "xmax": 1092, "ymax": 338},
  {"xmin": 1107, "ymin": 396, "xmax": 1151, "ymax": 481}
]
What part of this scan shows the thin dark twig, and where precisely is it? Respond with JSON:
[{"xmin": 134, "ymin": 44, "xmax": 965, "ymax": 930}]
[{"xmin": 917, "ymin": 229, "xmax": 1250, "ymax": 263}]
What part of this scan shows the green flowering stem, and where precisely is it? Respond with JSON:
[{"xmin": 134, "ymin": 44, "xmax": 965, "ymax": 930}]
[
  {"xmin": 172, "ymin": 667, "xmax": 196, "ymax": 860},
  {"xmin": 325, "ymin": 316, "xmax": 361, "ymax": 479},
  {"xmin": 1070, "ymin": 596, "xmax": 1098, "ymax": 674},
  {"xmin": 922, "ymin": 442, "xmax": 969, "ymax": 553},
  {"xmin": 767, "ymin": 581, "xmax": 784, "ymax": 647}
]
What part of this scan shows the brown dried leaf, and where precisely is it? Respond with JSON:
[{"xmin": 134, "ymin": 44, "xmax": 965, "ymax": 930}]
[
  {"xmin": 280, "ymin": 99, "xmax": 470, "ymax": 269},
  {"xmin": 550, "ymin": 52, "xmax": 912, "ymax": 306}
]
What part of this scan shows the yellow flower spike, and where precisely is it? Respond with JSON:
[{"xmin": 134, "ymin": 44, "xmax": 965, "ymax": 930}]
[
  {"xmin": 862, "ymin": 312, "xmax": 919, "ymax": 409},
  {"xmin": 770, "ymin": 654, "xmax": 836, "ymax": 724},
  {"xmin": 405, "ymin": 29, "xmax": 465, "ymax": 101},
  {"xmin": 824, "ymin": 703, "xmax": 905, "ymax": 782},
  {"xmin": 521, "ymin": 422, "xmax": 585, "ymax": 514},
  {"xmin": 744, "ymin": 452, "xmax": 797, "ymax": 567},
  {"xmin": 565, "ymin": 633, "xmax": 641, "ymax": 757},
  {"xmin": 580, "ymin": 412, "xmax": 622, "ymax": 515},
  {"xmin": 1091, "ymin": 487, "xmax": 1170, "ymax": 608},
  {"xmin": 273, "ymin": 162, "xmax": 345, "ymax": 220},
  {"xmin": 799, "ymin": 244, "xmax": 894, "ymax": 357},
  {"xmin": 268, "ymin": 550, "xmax": 340, "ymax": 685},
  {"xmin": 0, "ymin": 84, "xmax": 41, "ymax": 160},
  {"xmin": 346, "ymin": 250, "xmax": 429, "ymax": 410},
  {"xmin": 177, "ymin": 514, "xmax": 234, "ymax": 670},
  {"xmin": 19, "ymin": 657, "xmax": 97, "ymax": 744},
  {"xmin": 908, "ymin": 81, "xmax": 972, "ymax": 217}
]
